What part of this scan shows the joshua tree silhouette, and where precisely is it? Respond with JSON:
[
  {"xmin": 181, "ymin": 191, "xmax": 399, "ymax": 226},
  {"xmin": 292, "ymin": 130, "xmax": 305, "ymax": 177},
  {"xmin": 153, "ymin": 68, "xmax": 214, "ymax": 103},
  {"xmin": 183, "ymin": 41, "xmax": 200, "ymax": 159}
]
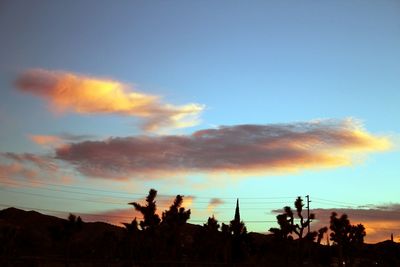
[
  {"xmin": 161, "ymin": 194, "xmax": 191, "ymax": 227},
  {"xmin": 129, "ymin": 188, "xmax": 161, "ymax": 231},
  {"xmin": 330, "ymin": 212, "xmax": 366, "ymax": 267}
]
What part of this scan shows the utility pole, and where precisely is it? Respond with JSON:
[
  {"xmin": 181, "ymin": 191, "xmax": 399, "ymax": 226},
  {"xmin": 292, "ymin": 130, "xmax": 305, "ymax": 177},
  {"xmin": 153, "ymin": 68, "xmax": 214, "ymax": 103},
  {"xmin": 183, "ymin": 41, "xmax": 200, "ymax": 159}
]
[{"xmin": 306, "ymin": 195, "xmax": 311, "ymax": 234}]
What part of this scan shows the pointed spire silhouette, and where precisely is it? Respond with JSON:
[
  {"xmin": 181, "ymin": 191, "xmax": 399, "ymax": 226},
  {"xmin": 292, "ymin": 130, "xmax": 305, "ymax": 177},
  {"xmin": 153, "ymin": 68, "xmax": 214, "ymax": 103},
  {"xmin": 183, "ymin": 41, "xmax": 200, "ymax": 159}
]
[{"xmin": 234, "ymin": 198, "xmax": 240, "ymax": 222}]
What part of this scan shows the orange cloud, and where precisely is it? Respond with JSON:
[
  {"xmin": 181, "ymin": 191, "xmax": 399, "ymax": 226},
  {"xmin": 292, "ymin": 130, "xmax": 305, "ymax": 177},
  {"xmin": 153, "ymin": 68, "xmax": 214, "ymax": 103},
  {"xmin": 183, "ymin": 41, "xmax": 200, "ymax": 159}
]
[
  {"xmin": 29, "ymin": 135, "xmax": 63, "ymax": 147},
  {"xmin": 55, "ymin": 119, "xmax": 391, "ymax": 179},
  {"xmin": 16, "ymin": 69, "xmax": 204, "ymax": 131}
]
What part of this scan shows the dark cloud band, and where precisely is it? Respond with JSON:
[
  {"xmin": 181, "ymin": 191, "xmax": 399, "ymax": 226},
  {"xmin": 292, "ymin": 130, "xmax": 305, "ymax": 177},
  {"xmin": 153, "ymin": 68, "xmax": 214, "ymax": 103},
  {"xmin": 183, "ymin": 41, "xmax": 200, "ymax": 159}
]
[{"xmin": 55, "ymin": 119, "xmax": 390, "ymax": 179}]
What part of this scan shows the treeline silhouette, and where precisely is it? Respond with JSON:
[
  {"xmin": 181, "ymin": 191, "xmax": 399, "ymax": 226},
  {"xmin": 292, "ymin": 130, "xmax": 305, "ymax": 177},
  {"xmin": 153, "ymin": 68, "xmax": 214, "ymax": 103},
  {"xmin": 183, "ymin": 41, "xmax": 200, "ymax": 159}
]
[{"xmin": 0, "ymin": 189, "xmax": 399, "ymax": 267}]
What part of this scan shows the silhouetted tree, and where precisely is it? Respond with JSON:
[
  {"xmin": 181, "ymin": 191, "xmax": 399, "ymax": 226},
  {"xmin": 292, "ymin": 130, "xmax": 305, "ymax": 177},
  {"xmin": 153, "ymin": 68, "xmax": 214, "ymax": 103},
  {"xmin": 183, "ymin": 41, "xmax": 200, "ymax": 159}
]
[
  {"xmin": 127, "ymin": 189, "xmax": 161, "ymax": 261},
  {"xmin": 221, "ymin": 223, "xmax": 230, "ymax": 236},
  {"xmin": 269, "ymin": 197, "xmax": 315, "ymax": 241},
  {"xmin": 330, "ymin": 212, "xmax": 366, "ymax": 266},
  {"xmin": 194, "ymin": 215, "xmax": 224, "ymax": 262},
  {"xmin": 269, "ymin": 206, "xmax": 297, "ymax": 241},
  {"xmin": 65, "ymin": 214, "xmax": 83, "ymax": 233},
  {"xmin": 129, "ymin": 189, "xmax": 161, "ymax": 231},
  {"xmin": 122, "ymin": 218, "xmax": 140, "ymax": 260},
  {"xmin": 64, "ymin": 214, "xmax": 83, "ymax": 267},
  {"xmin": 270, "ymin": 197, "xmax": 319, "ymax": 266},
  {"xmin": 123, "ymin": 218, "xmax": 139, "ymax": 233},
  {"xmin": 204, "ymin": 215, "xmax": 220, "ymax": 232},
  {"xmin": 293, "ymin": 197, "xmax": 315, "ymax": 240},
  {"xmin": 160, "ymin": 194, "xmax": 191, "ymax": 260},
  {"xmin": 317, "ymin": 226, "xmax": 328, "ymax": 245},
  {"xmin": 349, "ymin": 224, "xmax": 366, "ymax": 245},
  {"xmin": 162, "ymin": 195, "xmax": 191, "ymax": 227}
]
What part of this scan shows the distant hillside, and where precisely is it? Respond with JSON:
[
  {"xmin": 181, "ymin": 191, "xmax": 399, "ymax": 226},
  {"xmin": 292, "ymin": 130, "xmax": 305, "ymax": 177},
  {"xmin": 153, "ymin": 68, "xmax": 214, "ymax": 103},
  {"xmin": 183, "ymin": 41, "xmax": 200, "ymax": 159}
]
[{"xmin": 0, "ymin": 207, "xmax": 125, "ymax": 259}]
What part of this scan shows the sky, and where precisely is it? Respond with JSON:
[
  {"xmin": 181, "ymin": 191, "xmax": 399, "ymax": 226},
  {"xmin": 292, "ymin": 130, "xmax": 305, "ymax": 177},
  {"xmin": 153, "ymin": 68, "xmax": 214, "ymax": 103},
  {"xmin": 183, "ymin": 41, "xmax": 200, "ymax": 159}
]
[{"xmin": 0, "ymin": 0, "xmax": 399, "ymax": 243}]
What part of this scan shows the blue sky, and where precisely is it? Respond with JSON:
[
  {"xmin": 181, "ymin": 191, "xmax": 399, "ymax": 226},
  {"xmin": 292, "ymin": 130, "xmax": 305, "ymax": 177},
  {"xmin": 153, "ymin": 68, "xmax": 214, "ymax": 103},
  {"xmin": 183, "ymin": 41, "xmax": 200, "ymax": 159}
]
[{"xmin": 0, "ymin": 0, "xmax": 399, "ymax": 242}]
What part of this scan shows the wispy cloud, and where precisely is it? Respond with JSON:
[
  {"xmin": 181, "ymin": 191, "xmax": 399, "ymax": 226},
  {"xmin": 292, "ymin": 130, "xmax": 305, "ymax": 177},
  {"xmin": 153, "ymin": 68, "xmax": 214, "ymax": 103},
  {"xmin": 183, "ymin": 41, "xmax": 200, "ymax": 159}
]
[
  {"xmin": 16, "ymin": 69, "xmax": 204, "ymax": 132},
  {"xmin": 2, "ymin": 152, "xmax": 58, "ymax": 171},
  {"xmin": 55, "ymin": 119, "xmax": 391, "ymax": 179},
  {"xmin": 0, "ymin": 162, "xmax": 38, "ymax": 182},
  {"xmin": 0, "ymin": 153, "xmax": 70, "ymax": 186}
]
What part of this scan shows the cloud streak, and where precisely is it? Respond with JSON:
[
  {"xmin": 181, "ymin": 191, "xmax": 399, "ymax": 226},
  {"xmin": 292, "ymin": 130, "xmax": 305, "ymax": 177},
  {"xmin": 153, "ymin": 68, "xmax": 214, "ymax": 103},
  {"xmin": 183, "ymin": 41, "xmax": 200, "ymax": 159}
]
[
  {"xmin": 16, "ymin": 69, "xmax": 204, "ymax": 131},
  {"xmin": 0, "ymin": 153, "xmax": 72, "ymax": 187},
  {"xmin": 55, "ymin": 119, "xmax": 390, "ymax": 179},
  {"xmin": 2, "ymin": 152, "xmax": 58, "ymax": 172}
]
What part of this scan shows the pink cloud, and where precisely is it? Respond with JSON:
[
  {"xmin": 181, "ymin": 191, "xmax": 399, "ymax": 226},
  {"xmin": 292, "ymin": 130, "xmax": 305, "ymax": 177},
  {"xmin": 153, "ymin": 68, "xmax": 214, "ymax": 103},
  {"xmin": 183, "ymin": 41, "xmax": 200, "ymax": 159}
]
[
  {"xmin": 55, "ymin": 119, "xmax": 390, "ymax": 179},
  {"xmin": 2, "ymin": 152, "xmax": 58, "ymax": 172},
  {"xmin": 0, "ymin": 162, "xmax": 38, "ymax": 182},
  {"xmin": 0, "ymin": 153, "xmax": 70, "ymax": 187}
]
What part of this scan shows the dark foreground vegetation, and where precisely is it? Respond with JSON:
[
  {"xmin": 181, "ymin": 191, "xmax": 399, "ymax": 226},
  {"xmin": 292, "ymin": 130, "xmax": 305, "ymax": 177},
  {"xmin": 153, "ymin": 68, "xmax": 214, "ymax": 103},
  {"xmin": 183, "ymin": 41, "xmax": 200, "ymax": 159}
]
[{"xmin": 1, "ymin": 189, "xmax": 399, "ymax": 267}]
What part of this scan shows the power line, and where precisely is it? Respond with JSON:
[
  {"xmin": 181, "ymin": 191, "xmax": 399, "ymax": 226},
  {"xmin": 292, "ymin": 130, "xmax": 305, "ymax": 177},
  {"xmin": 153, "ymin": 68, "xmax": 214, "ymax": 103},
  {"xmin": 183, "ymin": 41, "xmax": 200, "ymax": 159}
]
[
  {"xmin": 0, "ymin": 177, "xmax": 296, "ymax": 200},
  {"xmin": 0, "ymin": 203, "xmax": 277, "ymax": 224},
  {"xmin": 312, "ymin": 200, "xmax": 358, "ymax": 208},
  {"xmin": 313, "ymin": 197, "xmax": 360, "ymax": 207},
  {"xmin": 0, "ymin": 187, "xmax": 287, "ymax": 210}
]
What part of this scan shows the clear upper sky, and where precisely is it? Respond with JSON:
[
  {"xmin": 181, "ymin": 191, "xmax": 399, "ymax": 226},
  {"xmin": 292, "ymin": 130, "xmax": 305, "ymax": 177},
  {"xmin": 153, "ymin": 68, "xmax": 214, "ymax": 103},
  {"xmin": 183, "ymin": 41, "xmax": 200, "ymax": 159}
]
[{"xmin": 0, "ymin": 0, "xmax": 399, "ymax": 243}]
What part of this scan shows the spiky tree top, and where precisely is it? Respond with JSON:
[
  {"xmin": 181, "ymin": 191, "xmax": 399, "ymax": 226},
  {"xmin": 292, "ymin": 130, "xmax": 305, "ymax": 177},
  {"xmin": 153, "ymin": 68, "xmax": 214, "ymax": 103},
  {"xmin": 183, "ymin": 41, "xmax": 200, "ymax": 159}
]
[
  {"xmin": 129, "ymin": 188, "xmax": 161, "ymax": 231},
  {"xmin": 162, "ymin": 194, "xmax": 191, "ymax": 227}
]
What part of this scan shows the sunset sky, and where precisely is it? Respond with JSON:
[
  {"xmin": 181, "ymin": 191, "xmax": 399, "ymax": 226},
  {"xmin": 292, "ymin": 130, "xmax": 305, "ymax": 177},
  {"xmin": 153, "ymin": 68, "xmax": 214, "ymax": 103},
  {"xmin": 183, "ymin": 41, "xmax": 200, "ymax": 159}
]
[{"xmin": 0, "ymin": 1, "xmax": 399, "ymax": 243}]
